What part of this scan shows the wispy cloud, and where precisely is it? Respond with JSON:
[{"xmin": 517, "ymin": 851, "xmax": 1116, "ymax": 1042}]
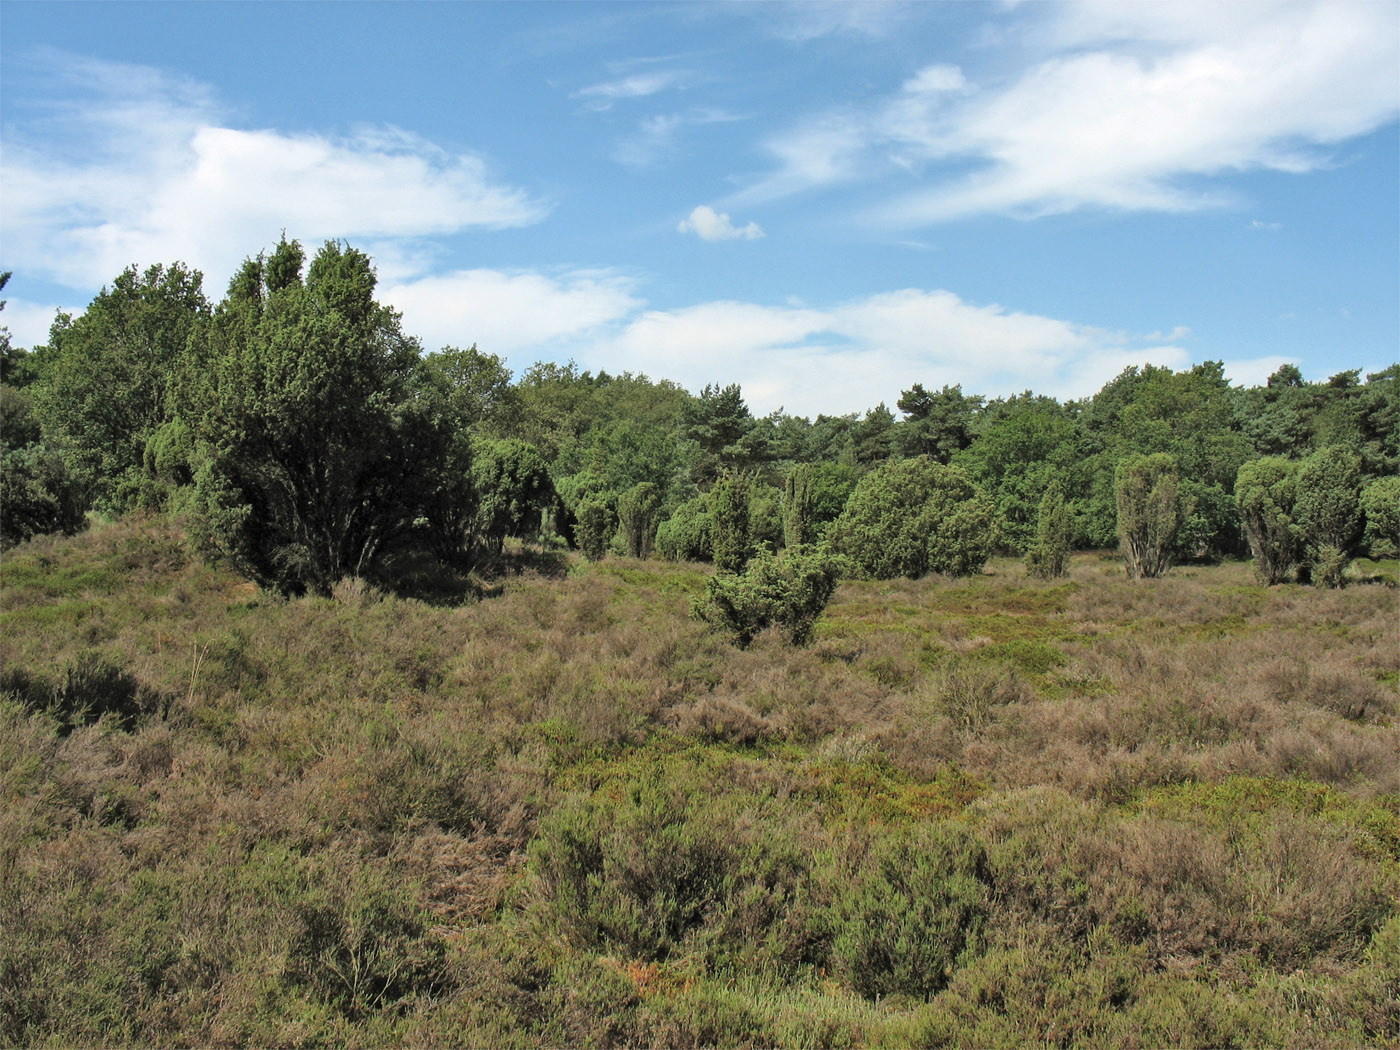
[
  {"xmin": 0, "ymin": 52, "xmax": 548, "ymax": 293},
  {"xmin": 678, "ymin": 205, "xmax": 765, "ymax": 242},
  {"xmin": 734, "ymin": 1, "xmax": 1400, "ymax": 223},
  {"xmin": 572, "ymin": 69, "xmax": 691, "ymax": 111}
]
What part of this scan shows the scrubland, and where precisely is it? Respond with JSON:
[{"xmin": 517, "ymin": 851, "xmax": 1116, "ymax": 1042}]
[{"xmin": 2, "ymin": 516, "xmax": 1397, "ymax": 1048}]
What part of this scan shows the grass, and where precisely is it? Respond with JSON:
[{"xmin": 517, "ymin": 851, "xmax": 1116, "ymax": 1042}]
[{"xmin": 2, "ymin": 516, "xmax": 1397, "ymax": 1047}]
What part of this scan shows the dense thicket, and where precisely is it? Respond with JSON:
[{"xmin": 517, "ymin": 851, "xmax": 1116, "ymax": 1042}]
[{"xmin": 3, "ymin": 241, "xmax": 1396, "ymax": 593}]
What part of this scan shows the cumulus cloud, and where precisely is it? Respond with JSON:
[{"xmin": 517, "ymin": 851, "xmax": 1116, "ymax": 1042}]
[
  {"xmin": 575, "ymin": 288, "xmax": 1192, "ymax": 417},
  {"xmin": 380, "ymin": 269, "xmax": 642, "ymax": 356},
  {"xmin": 737, "ymin": 0, "xmax": 1400, "ymax": 222},
  {"xmin": 375, "ymin": 269, "xmax": 1196, "ymax": 418},
  {"xmin": 0, "ymin": 52, "xmax": 548, "ymax": 294},
  {"xmin": 678, "ymin": 205, "xmax": 766, "ymax": 241}
]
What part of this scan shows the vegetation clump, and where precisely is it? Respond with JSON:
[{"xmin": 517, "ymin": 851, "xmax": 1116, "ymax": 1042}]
[{"xmin": 693, "ymin": 545, "xmax": 839, "ymax": 647}]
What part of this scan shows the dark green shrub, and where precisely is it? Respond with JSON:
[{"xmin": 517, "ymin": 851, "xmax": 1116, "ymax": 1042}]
[
  {"xmin": 1296, "ymin": 445, "xmax": 1362, "ymax": 587},
  {"xmin": 826, "ymin": 456, "xmax": 997, "ymax": 579},
  {"xmin": 1025, "ymin": 479, "xmax": 1072, "ymax": 579},
  {"xmin": 1, "ymin": 444, "xmax": 87, "ymax": 548},
  {"xmin": 1360, "ymin": 475, "xmax": 1400, "ymax": 559},
  {"xmin": 693, "ymin": 545, "xmax": 839, "ymax": 647},
  {"xmin": 711, "ymin": 471, "xmax": 753, "ymax": 573},
  {"xmin": 1236, "ymin": 457, "xmax": 1303, "ymax": 584},
  {"xmin": 655, "ymin": 494, "xmax": 712, "ymax": 562},
  {"xmin": 573, "ymin": 498, "xmax": 614, "ymax": 562},
  {"xmin": 616, "ymin": 481, "xmax": 660, "ymax": 559},
  {"xmin": 783, "ymin": 463, "xmax": 815, "ymax": 548}
]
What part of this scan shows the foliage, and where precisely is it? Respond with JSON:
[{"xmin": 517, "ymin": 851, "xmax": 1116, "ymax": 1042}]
[
  {"xmin": 1359, "ymin": 474, "xmax": 1400, "ymax": 559},
  {"xmin": 1295, "ymin": 445, "xmax": 1363, "ymax": 587},
  {"xmin": 0, "ymin": 443, "xmax": 88, "ymax": 549},
  {"xmin": 710, "ymin": 471, "xmax": 753, "ymax": 573},
  {"xmin": 897, "ymin": 382, "xmax": 983, "ymax": 462},
  {"xmin": 616, "ymin": 481, "xmax": 661, "ymax": 559},
  {"xmin": 182, "ymin": 239, "xmax": 436, "ymax": 595},
  {"xmin": 826, "ymin": 456, "xmax": 997, "ymax": 579},
  {"xmin": 655, "ymin": 495, "xmax": 713, "ymax": 562},
  {"xmin": 470, "ymin": 438, "xmax": 555, "ymax": 555},
  {"xmin": 783, "ymin": 463, "xmax": 815, "ymax": 548},
  {"xmin": 573, "ymin": 498, "xmax": 614, "ymax": 562},
  {"xmin": 1116, "ymin": 453, "xmax": 1191, "ymax": 579},
  {"xmin": 829, "ymin": 823, "xmax": 989, "ymax": 1000},
  {"xmin": 1235, "ymin": 457, "xmax": 1303, "ymax": 584},
  {"xmin": 31, "ymin": 262, "xmax": 209, "ymax": 509},
  {"xmin": 1025, "ymin": 479, "xmax": 1072, "ymax": 579},
  {"xmin": 693, "ymin": 545, "xmax": 839, "ymax": 647},
  {"xmin": 685, "ymin": 383, "xmax": 768, "ymax": 483}
]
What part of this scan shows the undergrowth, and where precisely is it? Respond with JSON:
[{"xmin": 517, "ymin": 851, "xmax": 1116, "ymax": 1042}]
[{"xmin": 2, "ymin": 517, "xmax": 1396, "ymax": 1047}]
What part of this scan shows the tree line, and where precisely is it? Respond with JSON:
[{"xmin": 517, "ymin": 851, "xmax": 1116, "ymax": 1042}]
[{"xmin": 2, "ymin": 240, "xmax": 1396, "ymax": 611}]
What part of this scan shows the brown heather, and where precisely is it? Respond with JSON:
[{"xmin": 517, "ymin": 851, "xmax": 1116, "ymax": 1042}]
[{"xmin": 2, "ymin": 516, "xmax": 1397, "ymax": 1047}]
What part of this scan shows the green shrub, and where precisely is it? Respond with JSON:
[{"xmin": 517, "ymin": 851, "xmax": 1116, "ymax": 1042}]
[
  {"xmin": 1025, "ymin": 479, "xmax": 1072, "ymax": 579},
  {"xmin": 828, "ymin": 822, "xmax": 989, "ymax": 1000},
  {"xmin": 527, "ymin": 783, "xmax": 738, "ymax": 961},
  {"xmin": 1116, "ymin": 452, "xmax": 1191, "ymax": 578},
  {"xmin": 573, "ymin": 498, "xmax": 614, "ymax": 562},
  {"xmin": 1296, "ymin": 444, "xmax": 1362, "ymax": 587},
  {"xmin": 693, "ymin": 546, "xmax": 839, "ymax": 647},
  {"xmin": 655, "ymin": 495, "xmax": 712, "ymax": 562},
  {"xmin": 616, "ymin": 481, "xmax": 660, "ymax": 559},
  {"xmin": 1235, "ymin": 457, "xmax": 1303, "ymax": 584},
  {"xmin": 826, "ymin": 457, "xmax": 996, "ymax": 580},
  {"xmin": 1359, "ymin": 474, "xmax": 1400, "ymax": 560},
  {"xmin": 711, "ymin": 471, "xmax": 753, "ymax": 573}
]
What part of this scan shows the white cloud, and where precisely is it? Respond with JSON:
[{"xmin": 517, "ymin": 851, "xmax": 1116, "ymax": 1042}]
[
  {"xmin": 678, "ymin": 205, "xmax": 766, "ymax": 241},
  {"xmin": 0, "ymin": 53, "xmax": 548, "ymax": 294},
  {"xmin": 575, "ymin": 287, "xmax": 1192, "ymax": 417},
  {"xmin": 1222, "ymin": 355, "xmax": 1298, "ymax": 388},
  {"xmin": 573, "ymin": 70, "xmax": 690, "ymax": 110},
  {"xmin": 1, "ymin": 298, "xmax": 83, "ymax": 350},
  {"xmin": 739, "ymin": 1, "xmax": 1400, "ymax": 222},
  {"xmin": 375, "ymin": 270, "xmax": 1194, "ymax": 418},
  {"xmin": 381, "ymin": 269, "xmax": 642, "ymax": 357}
]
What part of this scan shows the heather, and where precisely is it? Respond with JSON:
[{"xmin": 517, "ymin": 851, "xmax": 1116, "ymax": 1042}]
[{"xmin": 3, "ymin": 515, "xmax": 1396, "ymax": 1047}]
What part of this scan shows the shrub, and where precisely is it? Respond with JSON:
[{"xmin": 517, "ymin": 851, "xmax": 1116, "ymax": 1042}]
[
  {"xmin": 826, "ymin": 457, "xmax": 996, "ymax": 579},
  {"xmin": 783, "ymin": 463, "xmax": 815, "ymax": 548},
  {"xmin": 573, "ymin": 498, "xmax": 614, "ymax": 562},
  {"xmin": 692, "ymin": 546, "xmax": 839, "ymax": 648},
  {"xmin": 828, "ymin": 823, "xmax": 989, "ymax": 1000},
  {"xmin": 1360, "ymin": 474, "xmax": 1400, "ymax": 560},
  {"xmin": 1116, "ymin": 453, "xmax": 1191, "ymax": 578},
  {"xmin": 1025, "ymin": 479, "xmax": 1072, "ymax": 579},
  {"xmin": 527, "ymin": 783, "xmax": 737, "ymax": 961},
  {"xmin": 1296, "ymin": 445, "xmax": 1363, "ymax": 587},
  {"xmin": 655, "ymin": 495, "xmax": 712, "ymax": 562},
  {"xmin": 616, "ymin": 482, "xmax": 660, "ymax": 559},
  {"xmin": 711, "ymin": 472, "xmax": 753, "ymax": 573},
  {"xmin": 1, "ymin": 444, "xmax": 87, "ymax": 549},
  {"xmin": 1235, "ymin": 457, "xmax": 1303, "ymax": 584}
]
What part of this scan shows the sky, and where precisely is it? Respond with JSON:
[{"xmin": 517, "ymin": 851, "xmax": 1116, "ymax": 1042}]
[{"xmin": 2, "ymin": 0, "xmax": 1397, "ymax": 418}]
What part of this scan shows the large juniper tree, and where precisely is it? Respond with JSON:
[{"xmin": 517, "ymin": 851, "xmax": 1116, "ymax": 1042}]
[{"xmin": 182, "ymin": 238, "xmax": 440, "ymax": 596}]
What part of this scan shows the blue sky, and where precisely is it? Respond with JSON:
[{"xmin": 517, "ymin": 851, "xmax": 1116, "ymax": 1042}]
[{"xmin": 2, "ymin": 0, "xmax": 1396, "ymax": 417}]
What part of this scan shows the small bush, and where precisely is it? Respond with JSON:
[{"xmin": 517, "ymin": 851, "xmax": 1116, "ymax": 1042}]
[
  {"xmin": 693, "ymin": 546, "xmax": 839, "ymax": 648},
  {"xmin": 827, "ymin": 822, "xmax": 990, "ymax": 1000}
]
